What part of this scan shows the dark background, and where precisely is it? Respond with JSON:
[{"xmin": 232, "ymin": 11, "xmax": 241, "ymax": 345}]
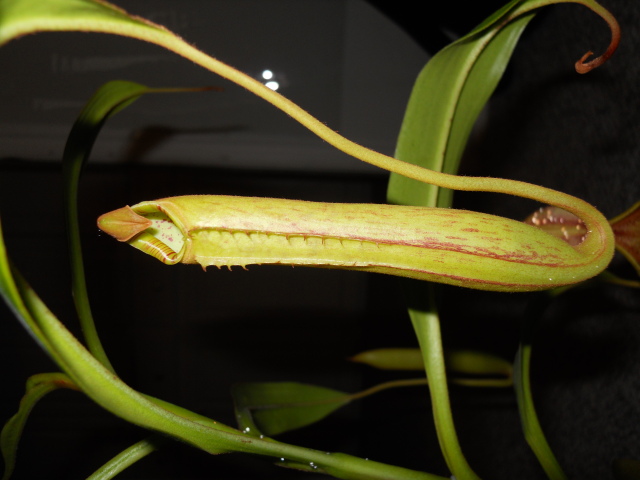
[{"xmin": 1, "ymin": 1, "xmax": 638, "ymax": 479}]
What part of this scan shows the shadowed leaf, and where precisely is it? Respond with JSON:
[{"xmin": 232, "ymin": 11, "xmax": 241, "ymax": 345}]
[
  {"xmin": 232, "ymin": 382, "xmax": 350, "ymax": 437},
  {"xmin": 1, "ymin": 373, "xmax": 78, "ymax": 480},
  {"xmin": 85, "ymin": 437, "xmax": 166, "ymax": 480},
  {"xmin": 63, "ymin": 80, "xmax": 215, "ymax": 370},
  {"xmin": 384, "ymin": 0, "xmax": 618, "ymax": 477},
  {"xmin": 350, "ymin": 348, "xmax": 512, "ymax": 387},
  {"xmin": 350, "ymin": 348, "xmax": 425, "ymax": 370},
  {"xmin": 388, "ymin": 1, "xmax": 537, "ymax": 209}
]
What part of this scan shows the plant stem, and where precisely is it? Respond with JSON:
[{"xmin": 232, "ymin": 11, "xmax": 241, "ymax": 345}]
[
  {"xmin": 514, "ymin": 294, "xmax": 568, "ymax": 480},
  {"xmin": 85, "ymin": 437, "xmax": 163, "ymax": 480},
  {"xmin": 407, "ymin": 286, "xmax": 481, "ymax": 480}
]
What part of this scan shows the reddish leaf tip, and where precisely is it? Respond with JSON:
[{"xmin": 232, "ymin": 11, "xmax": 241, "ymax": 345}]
[
  {"xmin": 610, "ymin": 202, "xmax": 640, "ymax": 275},
  {"xmin": 574, "ymin": 6, "xmax": 621, "ymax": 74}
]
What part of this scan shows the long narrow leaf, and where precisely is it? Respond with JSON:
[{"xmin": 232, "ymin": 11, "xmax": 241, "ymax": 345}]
[
  {"xmin": 385, "ymin": 1, "xmax": 617, "ymax": 478},
  {"xmin": 1, "ymin": 373, "xmax": 78, "ymax": 480},
  {"xmin": 232, "ymin": 382, "xmax": 350, "ymax": 437},
  {"xmin": 64, "ymin": 81, "xmax": 152, "ymax": 373},
  {"xmin": 388, "ymin": 2, "xmax": 534, "ymax": 208},
  {"xmin": 0, "ymin": 2, "xmax": 620, "ymax": 479},
  {"xmin": 351, "ymin": 348, "xmax": 512, "ymax": 387},
  {"xmin": 85, "ymin": 437, "xmax": 166, "ymax": 480},
  {"xmin": 387, "ymin": 7, "xmax": 539, "ymax": 480},
  {"xmin": 0, "ymin": 226, "xmax": 440, "ymax": 479},
  {"xmin": 232, "ymin": 378, "xmax": 432, "ymax": 438},
  {"xmin": 63, "ymin": 80, "xmax": 214, "ymax": 371},
  {"xmin": 514, "ymin": 296, "xmax": 567, "ymax": 480}
]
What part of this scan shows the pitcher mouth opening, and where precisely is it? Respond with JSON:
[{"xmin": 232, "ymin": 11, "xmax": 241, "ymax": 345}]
[{"xmin": 98, "ymin": 204, "xmax": 186, "ymax": 265}]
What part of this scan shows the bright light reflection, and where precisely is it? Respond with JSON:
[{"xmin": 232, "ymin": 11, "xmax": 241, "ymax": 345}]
[
  {"xmin": 265, "ymin": 80, "xmax": 280, "ymax": 91},
  {"xmin": 261, "ymin": 69, "xmax": 273, "ymax": 80}
]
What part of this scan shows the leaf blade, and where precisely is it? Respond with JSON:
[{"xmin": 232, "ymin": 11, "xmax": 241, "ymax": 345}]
[
  {"xmin": 388, "ymin": 4, "xmax": 535, "ymax": 208},
  {"xmin": 1, "ymin": 373, "xmax": 78, "ymax": 480},
  {"xmin": 232, "ymin": 382, "xmax": 350, "ymax": 437},
  {"xmin": 63, "ymin": 80, "xmax": 214, "ymax": 371}
]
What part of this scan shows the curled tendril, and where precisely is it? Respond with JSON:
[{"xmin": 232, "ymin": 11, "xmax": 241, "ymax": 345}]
[{"xmin": 574, "ymin": 1, "xmax": 621, "ymax": 74}]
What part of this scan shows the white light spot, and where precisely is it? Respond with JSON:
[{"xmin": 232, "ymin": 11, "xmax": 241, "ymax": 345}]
[
  {"xmin": 265, "ymin": 80, "xmax": 280, "ymax": 91},
  {"xmin": 261, "ymin": 69, "xmax": 273, "ymax": 80}
]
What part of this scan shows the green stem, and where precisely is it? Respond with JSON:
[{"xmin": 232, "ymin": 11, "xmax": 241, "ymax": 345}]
[
  {"xmin": 86, "ymin": 437, "xmax": 163, "ymax": 480},
  {"xmin": 514, "ymin": 294, "xmax": 568, "ymax": 480},
  {"xmin": 10, "ymin": 265, "xmax": 445, "ymax": 480},
  {"xmin": 408, "ymin": 287, "xmax": 481, "ymax": 480}
]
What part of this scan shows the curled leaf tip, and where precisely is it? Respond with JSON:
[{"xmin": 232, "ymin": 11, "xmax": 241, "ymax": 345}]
[
  {"xmin": 97, "ymin": 206, "xmax": 152, "ymax": 242},
  {"xmin": 575, "ymin": 4, "xmax": 621, "ymax": 74}
]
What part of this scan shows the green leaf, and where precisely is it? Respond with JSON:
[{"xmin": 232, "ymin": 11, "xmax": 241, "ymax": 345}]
[
  {"xmin": 514, "ymin": 297, "xmax": 567, "ymax": 480},
  {"xmin": 63, "ymin": 81, "xmax": 214, "ymax": 372},
  {"xmin": 386, "ymin": 5, "xmax": 541, "ymax": 480},
  {"xmin": 0, "ymin": 221, "xmax": 61, "ymax": 361},
  {"xmin": 232, "ymin": 382, "xmax": 350, "ymax": 437},
  {"xmin": 0, "ymin": 261, "xmax": 439, "ymax": 477},
  {"xmin": 388, "ymin": 0, "xmax": 619, "ymax": 210},
  {"xmin": 446, "ymin": 350, "xmax": 512, "ymax": 379},
  {"xmin": 383, "ymin": 0, "xmax": 619, "ymax": 476},
  {"xmin": 350, "ymin": 348, "xmax": 511, "ymax": 380},
  {"xmin": 1, "ymin": 373, "xmax": 78, "ymax": 480},
  {"xmin": 85, "ymin": 437, "xmax": 165, "ymax": 480},
  {"xmin": 350, "ymin": 348, "xmax": 425, "ymax": 371},
  {"xmin": 388, "ymin": 1, "xmax": 535, "ymax": 209},
  {"xmin": 0, "ymin": 224, "xmax": 236, "ymax": 457},
  {"xmin": 64, "ymin": 80, "xmax": 154, "ymax": 372},
  {"xmin": 0, "ymin": 0, "xmax": 163, "ymax": 47}
]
